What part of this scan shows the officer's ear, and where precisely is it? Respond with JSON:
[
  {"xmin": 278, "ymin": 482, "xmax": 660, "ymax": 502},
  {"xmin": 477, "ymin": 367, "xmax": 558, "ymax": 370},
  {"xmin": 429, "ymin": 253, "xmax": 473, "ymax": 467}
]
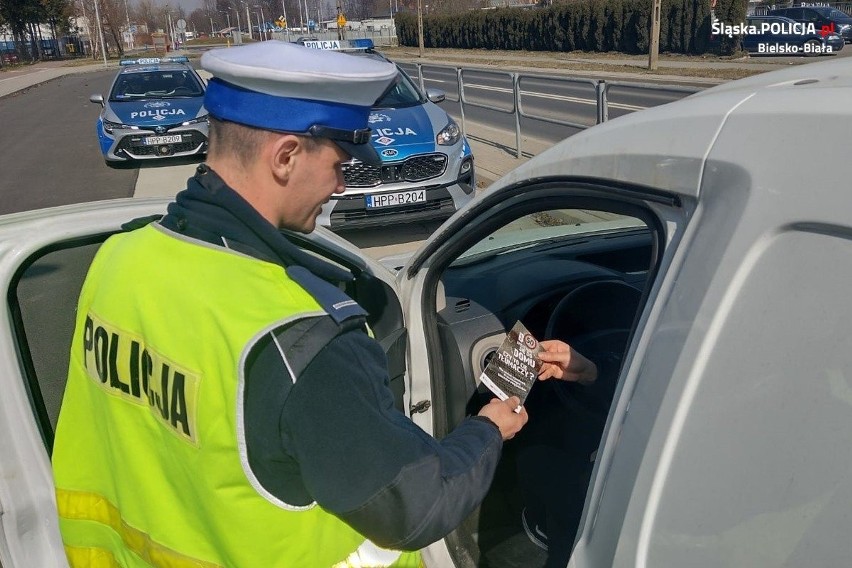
[{"xmin": 269, "ymin": 133, "xmax": 301, "ymax": 183}]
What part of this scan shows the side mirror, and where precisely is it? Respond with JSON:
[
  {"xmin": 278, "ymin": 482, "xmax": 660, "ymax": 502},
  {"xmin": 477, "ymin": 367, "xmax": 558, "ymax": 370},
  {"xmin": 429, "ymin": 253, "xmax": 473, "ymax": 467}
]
[
  {"xmin": 426, "ymin": 89, "xmax": 446, "ymax": 104},
  {"xmin": 89, "ymin": 94, "xmax": 105, "ymax": 107}
]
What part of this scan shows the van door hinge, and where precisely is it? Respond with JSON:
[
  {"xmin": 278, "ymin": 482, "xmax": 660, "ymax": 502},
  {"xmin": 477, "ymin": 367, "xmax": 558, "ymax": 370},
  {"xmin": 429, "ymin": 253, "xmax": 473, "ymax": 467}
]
[{"xmin": 410, "ymin": 400, "xmax": 431, "ymax": 414}]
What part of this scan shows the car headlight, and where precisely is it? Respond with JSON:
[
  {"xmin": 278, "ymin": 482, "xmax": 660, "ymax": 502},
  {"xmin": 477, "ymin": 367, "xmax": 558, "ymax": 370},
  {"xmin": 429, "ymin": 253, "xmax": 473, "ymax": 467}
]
[
  {"xmin": 436, "ymin": 121, "xmax": 461, "ymax": 146},
  {"xmin": 102, "ymin": 119, "xmax": 132, "ymax": 134},
  {"xmin": 839, "ymin": 23, "xmax": 851, "ymax": 32},
  {"xmin": 182, "ymin": 115, "xmax": 209, "ymax": 126}
]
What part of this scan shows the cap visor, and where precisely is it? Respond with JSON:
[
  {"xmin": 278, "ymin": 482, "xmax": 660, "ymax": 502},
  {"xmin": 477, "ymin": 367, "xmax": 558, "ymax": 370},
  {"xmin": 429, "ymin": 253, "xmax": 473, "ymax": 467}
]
[{"xmin": 335, "ymin": 140, "xmax": 382, "ymax": 166}]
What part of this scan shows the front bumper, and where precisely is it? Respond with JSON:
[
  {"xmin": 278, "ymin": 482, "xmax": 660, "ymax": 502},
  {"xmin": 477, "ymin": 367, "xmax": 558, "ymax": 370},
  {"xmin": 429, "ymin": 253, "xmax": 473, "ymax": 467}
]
[
  {"xmin": 321, "ymin": 180, "xmax": 475, "ymax": 230},
  {"xmin": 320, "ymin": 148, "xmax": 476, "ymax": 230},
  {"xmin": 100, "ymin": 124, "xmax": 208, "ymax": 162}
]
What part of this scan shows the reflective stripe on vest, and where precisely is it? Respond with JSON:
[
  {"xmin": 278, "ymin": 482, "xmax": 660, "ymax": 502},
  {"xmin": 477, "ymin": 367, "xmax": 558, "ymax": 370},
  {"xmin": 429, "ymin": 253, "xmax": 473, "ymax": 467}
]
[{"xmin": 53, "ymin": 225, "xmax": 421, "ymax": 568}]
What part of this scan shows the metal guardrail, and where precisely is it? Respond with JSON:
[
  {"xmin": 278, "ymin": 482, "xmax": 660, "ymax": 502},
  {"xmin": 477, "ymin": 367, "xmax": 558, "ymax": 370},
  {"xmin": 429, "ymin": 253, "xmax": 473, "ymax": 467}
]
[{"xmin": 410, "ymin": 63, "xmax": 704, "ymax": 159}]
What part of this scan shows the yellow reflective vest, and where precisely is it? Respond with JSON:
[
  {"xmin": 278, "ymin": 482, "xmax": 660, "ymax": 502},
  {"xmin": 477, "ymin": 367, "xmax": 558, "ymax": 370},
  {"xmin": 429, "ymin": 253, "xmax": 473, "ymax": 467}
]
[{"xmin": 52, "ymin": 224, "xmax": 422, "ymax": 568}]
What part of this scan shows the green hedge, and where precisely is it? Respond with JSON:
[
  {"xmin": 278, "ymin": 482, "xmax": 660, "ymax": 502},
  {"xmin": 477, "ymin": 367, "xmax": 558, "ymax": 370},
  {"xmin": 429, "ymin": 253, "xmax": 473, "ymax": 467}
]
[{"xmin": 396, "ymin": 0, "xmax": 743, "ymax": 55}]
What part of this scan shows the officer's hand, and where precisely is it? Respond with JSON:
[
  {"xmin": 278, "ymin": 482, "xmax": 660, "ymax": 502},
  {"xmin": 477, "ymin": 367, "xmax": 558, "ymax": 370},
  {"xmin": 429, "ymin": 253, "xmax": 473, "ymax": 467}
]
[{"xmin": 477, "ymin": 396, "xmax": 528, "ymax": 440}]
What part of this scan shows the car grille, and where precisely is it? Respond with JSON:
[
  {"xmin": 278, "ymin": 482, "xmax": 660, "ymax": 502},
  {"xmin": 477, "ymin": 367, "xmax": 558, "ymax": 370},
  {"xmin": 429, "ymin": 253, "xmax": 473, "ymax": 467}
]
[
  {"xmin": 330, "ymin": 197, "xmax": 455, "ymax": 223},
  {"xmin": 343, "ymin": 154, "xmax": 448, "ymax": 188},
  {"xmin": 118, "ymin": 129, "xmax": 207, "ymax": 156}
]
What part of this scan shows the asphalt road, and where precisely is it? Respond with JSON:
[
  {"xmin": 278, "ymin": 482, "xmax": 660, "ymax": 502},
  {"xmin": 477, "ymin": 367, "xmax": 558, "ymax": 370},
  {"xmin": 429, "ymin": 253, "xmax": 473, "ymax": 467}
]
[{"xmin": 0, "ymin": 70, "xmax": 138, "ymax": 215}]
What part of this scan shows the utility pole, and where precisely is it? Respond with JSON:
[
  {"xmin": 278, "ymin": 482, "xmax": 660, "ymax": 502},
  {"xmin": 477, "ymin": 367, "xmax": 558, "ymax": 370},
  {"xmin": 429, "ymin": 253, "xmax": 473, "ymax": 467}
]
[
  {"xmin": 245, "ymin": 2, "xmax": 251, "ymax": 39},
  {"xmin": 417, "ymin": 0, "xmax": 424, "ymax": 58},
  {"xmin": 304, "ymin": 0, "xmax": 310, "ymax": 31},
  {"xmin": 123, "ymin": 0, "xmax": 134, "ymax": 49},
  {"xmin": 92, "ymin": 0, "xmax": 108, "ymax": 66},
  {"xmin": 648, "ymin": 0, "xmax": 661, "ymax": 70},
  {"xmin": 79, "ymin": 0, "xmax": 95, "ymax": 57},
  {"xmin": 282, "ymin": 1, "xmax": 292, "ymax": 39},
  {"xmin": 207, "ymin": 1, "xmax": 215, "ymax": 34}
]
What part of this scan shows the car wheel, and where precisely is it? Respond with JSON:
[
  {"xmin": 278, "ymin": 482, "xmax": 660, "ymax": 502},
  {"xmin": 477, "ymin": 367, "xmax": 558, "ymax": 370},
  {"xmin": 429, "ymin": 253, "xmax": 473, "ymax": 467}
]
[{"xmin": 804, "ymin": 39, "xmax": 822, "ymax": 57}]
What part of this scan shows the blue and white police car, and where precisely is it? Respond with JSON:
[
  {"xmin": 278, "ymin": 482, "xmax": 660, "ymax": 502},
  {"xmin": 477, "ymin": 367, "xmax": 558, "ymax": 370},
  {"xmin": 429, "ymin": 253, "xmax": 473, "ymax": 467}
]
[
  {"xmin": 89, "ymin": 56, "xmax": 209, "ymax": 166},
  {"xmin": 304, "ymin": 40, "xmax": 476, "ymax": 230}
]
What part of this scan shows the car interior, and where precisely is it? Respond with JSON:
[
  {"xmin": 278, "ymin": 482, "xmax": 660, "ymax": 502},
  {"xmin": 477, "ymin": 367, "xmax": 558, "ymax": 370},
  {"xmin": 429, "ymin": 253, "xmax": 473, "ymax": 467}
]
[
  {"xmin": 422, "ymin": 199, "xmax": 661, "ymax": 567},
  {"xmin": 10, "ymin": 194, "xmax": 660, "ymax": 568}
]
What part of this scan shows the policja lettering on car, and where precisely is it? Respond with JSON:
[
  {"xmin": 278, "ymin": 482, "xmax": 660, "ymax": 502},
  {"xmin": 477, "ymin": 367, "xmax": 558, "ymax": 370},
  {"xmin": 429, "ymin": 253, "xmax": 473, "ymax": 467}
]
[
  {"xmin": 129, "ymin": 108, "xmax": 187, "ymax": 119},
  {"xmin": 82, "ymin": 313, "xmax": 199, "ymax": 443}
]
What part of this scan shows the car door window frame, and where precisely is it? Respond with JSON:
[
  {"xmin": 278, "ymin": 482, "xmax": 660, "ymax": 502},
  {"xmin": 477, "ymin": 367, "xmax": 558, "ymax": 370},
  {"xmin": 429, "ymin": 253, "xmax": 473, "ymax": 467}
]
[{"xmin": 408, "ymin": 177, "xmax": 677, "ymax": 566}]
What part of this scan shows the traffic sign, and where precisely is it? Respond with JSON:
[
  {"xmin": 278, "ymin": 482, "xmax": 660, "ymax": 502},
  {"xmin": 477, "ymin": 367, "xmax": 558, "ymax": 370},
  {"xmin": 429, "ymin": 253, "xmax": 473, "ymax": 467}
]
[
  {"xmin": 176, "ymin": 19, "xmax": 187, "ymax": 30},
  {"xmin": 337, "ymin": 13, "xmax": 346, "ymax": 27}
]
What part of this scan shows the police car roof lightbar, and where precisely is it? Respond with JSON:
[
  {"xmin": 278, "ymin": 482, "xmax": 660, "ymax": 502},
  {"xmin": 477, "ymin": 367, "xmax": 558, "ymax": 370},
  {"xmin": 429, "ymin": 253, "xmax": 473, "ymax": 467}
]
[
  {"xmin": 120, "ymin": 56, "xmax": 190, "ymax": 66},
  {"xmin": 302, "ymin": 38, "xmax": 374, "ymax": 52}
]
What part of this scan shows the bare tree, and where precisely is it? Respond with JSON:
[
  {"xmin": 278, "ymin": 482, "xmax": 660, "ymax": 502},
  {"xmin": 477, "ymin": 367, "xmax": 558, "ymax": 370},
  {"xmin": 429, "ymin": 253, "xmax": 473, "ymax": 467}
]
[
  {"xmin": 98, "ymin": 0, "xmax": 126, "ymax": 57},
  {"xmin": 134, "ymin": 0, "xmax": 161, "ymax": 33}
]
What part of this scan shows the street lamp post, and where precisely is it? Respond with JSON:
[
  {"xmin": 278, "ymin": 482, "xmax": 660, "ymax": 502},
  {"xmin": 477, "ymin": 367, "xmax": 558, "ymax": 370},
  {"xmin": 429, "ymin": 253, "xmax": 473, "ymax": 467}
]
[
  {"xmin": 417, "ymin": 0, "xmax": 424, "ymax": 58},
  {"xmin": 220, "ymin": 11, "xmax": 232, "ymax": 30}
]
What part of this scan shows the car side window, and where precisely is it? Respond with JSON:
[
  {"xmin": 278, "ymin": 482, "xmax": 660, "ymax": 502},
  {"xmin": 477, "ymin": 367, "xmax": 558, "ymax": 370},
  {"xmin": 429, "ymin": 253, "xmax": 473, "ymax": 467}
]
[
  {"xmin": 11, "ymin": 231, "xmax": 410, "ymax": 453},
  {"xmin": 12, "ymin": 240, "xmax": 105, "ymax": 451},
  {"xmin": 802, "ymin": 8, "xmax": 820, "ymax": 22}
]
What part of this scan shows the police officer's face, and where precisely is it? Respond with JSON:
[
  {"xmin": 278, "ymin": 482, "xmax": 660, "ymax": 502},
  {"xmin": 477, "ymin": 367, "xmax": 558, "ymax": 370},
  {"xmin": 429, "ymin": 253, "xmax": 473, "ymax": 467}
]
[{"xmin": 282, "ymin": 138, "xmax": 347, "ymax": 233}]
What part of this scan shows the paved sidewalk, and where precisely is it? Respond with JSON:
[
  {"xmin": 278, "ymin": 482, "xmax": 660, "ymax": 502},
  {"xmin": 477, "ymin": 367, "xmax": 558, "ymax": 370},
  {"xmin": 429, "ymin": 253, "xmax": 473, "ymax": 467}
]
[{"xmin": 0, "ymin": 59, "xmax": 114, "ymax": 98}]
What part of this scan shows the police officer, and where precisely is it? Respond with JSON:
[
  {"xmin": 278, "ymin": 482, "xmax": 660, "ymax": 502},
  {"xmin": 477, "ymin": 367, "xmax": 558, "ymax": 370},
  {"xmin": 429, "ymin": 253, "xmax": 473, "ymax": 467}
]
[{"xmin": 52, "ymin": 40, "xmax": 528, "ymax": 568}]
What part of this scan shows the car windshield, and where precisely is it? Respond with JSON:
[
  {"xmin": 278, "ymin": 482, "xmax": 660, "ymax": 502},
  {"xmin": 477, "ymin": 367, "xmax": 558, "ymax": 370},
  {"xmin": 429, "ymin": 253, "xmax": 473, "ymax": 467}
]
[
  {"xmin": 350, "ymin": 51, "xmax": 423, "ymax": 107},
  {"xmin": 110, "ymin": 69, "xmax": 204, "ymax": 101},
  {"xmin": 451, "ymin": 211, "xmax": 647, "ymax": 266},
  {"xmin": 374, "ymin": 70, "xmax": 423, "ymax": 108}
]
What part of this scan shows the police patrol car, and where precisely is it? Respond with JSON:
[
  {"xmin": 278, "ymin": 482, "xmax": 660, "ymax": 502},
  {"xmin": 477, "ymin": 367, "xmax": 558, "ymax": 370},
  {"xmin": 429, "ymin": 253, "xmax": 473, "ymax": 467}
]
[
  {"xmin": 89, "ymin": 56, "xmax": 209, "ymax": 165},
  {"xmin": 303, "ymin": 40, "xmax": 476, "ymax": 230},
  {"xmin": 4, "ymin": 56, "xmax": 852, "ymax": 568}
]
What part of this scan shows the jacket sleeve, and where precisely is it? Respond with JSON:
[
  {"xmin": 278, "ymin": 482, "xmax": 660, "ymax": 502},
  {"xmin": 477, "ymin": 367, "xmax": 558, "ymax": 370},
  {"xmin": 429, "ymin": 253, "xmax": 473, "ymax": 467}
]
[{"xmin": 279, "ymin": 329, "xmax": 503, "ymax": 551}]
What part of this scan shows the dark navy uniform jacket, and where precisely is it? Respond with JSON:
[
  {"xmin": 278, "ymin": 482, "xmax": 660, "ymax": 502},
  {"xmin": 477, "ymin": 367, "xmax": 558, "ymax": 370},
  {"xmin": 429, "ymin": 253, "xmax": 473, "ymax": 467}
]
[{"xmin": 159, "ymin": 165, "xmax": 502, "ymax": 551}]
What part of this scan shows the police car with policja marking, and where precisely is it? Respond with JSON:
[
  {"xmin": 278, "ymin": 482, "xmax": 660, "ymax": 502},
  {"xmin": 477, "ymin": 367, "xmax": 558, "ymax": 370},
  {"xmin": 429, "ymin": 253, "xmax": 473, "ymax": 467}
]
[
  {"xmin": 89, "ymin": 56, "xmax": 209, "ymax": 166},
  {"xmin": 302, "ymin": 39, "xmax": 476, "ymax": 230}
]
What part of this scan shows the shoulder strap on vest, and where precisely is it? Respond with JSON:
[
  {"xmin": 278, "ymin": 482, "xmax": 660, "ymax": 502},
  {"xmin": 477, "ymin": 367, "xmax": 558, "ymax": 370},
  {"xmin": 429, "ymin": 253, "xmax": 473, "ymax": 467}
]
[
  {"xmin": 274, "ymin": 314, "xmax": 366, "ymax": 379},
  {"xmin": 286, "ymin": 265, "xmax": 367, "ymax": 325}
]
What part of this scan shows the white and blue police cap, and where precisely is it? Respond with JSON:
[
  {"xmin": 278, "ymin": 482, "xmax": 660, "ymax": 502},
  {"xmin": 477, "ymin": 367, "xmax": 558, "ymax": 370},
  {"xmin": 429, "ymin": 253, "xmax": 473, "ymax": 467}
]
[{"xmin": 201, "ymin": 41, "xmax": 398, "ymax": 165}]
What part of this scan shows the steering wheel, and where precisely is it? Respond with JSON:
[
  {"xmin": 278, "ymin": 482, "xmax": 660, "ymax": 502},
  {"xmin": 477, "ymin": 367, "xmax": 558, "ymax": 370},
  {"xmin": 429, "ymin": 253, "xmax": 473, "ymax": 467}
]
[{"xmin": 543, "ymin": 280, "xmax": 642, "ymax": 411}]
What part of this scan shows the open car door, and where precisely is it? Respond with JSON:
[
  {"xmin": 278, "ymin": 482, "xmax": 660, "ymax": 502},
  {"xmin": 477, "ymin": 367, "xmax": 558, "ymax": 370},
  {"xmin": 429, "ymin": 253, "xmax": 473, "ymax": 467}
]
[{"xmin": 0, "ymin": 197, "xmax": 409, "ymax": 567}]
